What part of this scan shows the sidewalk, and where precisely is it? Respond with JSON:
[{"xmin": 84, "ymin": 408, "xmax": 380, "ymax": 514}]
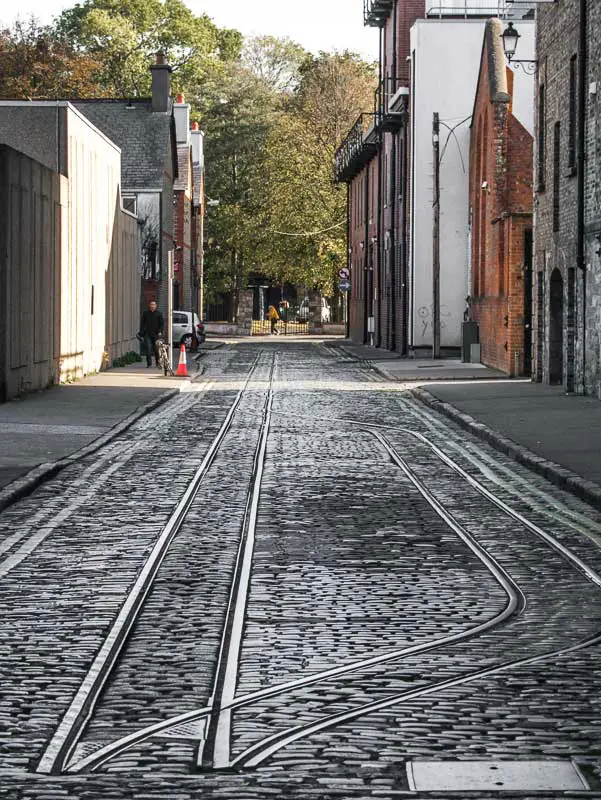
[
  {"xmin": 331, "ymin": 340, "xmax": 601, "ymax": 509},
  {"xmin": 332, "ymin": 340, "xmax": 507, "ymax": 381},
  {"xmin": 0, "ymin": 347, "xmax": 214, "ymax": 511},
  {"xmin": 411, "ymin": 381, "xmax": 601, "ymax": 508}
]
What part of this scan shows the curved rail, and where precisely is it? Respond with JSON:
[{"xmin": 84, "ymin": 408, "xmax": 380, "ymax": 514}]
[
  {"xmin": 74, "ymin": 424, "xmax": 525, "ymax": 773},
  {"xmin": 67, "ymin": 399, "xmax": 601, "ymax": 774},
  {"xmin": 231, "ymin": 430, "xmax": 601, "ymax": 768}
]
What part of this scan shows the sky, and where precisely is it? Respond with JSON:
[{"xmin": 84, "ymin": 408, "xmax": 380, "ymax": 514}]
[{"xmin": 3, "ymin": 0, "xmax": 380, "ymax": 62}]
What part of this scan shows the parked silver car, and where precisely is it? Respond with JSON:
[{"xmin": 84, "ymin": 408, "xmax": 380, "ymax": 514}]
[{"xmin": 172, "ymin": 311, "xmax": 206, "ymax": 349}]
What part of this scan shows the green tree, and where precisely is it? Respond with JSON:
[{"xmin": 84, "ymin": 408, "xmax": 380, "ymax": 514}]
[
  {"xmin": 53, "ymin": 0, "xmax": 242, "ymax": 96},
  {"xmin": 242, "ymin": 35, "xmax": 307, "ymax": 93},
  {"xmin": 253, "ymin": 51, "xmax": 377, "ymax": 294},
  {"xmin": 199, "ymin": 62, "xmax": 279, "ymax": 319}
]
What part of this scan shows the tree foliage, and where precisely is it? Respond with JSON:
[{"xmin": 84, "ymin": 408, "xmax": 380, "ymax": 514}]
[
  {"xmin": 252, "ymin": 52, "xmax": 377, "ymax": 294},
  {"xmin": 0, "ymin": 18, "xmax": 107, "ymax": 99},
  {"xmin": 242, "ymin": 35, "xmax": 307, "ymax": 93},
  {"xmin": 53, "ymin": 0, "xmax": 242, "ymax": 96}
]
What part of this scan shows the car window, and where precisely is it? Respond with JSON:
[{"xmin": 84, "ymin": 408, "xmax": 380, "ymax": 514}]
[{"xmin": 173, "ymin": 313, "xmax": 187, "ymax": 325}]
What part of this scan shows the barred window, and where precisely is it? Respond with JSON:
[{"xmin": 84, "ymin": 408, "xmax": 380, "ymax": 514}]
[
  {"xmin": 568, "ymin": 55, "xmax": 577, "ymax": 172},
  {"xmin": 537, "ymin": 84, "xmax": 546, "ymax": 190},
  {"xmin": 553, "ymin": 122, "xmax": 561, "ymax": 232}
]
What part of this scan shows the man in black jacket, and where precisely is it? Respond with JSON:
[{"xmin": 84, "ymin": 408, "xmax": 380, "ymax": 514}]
[{"xmin": 139, "ymin": 300, "xmax": 165, "ymax": 367}]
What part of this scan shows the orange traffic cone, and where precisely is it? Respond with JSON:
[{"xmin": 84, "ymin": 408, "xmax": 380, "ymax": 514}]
[{"xmin": 175, "ymin": 342, "xmax": 188, "ymax": 377}]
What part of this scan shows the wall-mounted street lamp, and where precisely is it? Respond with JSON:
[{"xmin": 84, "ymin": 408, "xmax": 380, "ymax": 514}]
[{"xmin": 501, "ymin": 22, "xmax": 538, "ymax": 74}]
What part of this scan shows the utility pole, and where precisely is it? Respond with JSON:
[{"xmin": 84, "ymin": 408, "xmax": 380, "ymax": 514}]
[
  {"xmin": 432, "ymin": 111, "xmax": 441, "ymax": 359},
  {"xmin": 167, "ymin": 249, "xmax": 174, "ymax": 369}
]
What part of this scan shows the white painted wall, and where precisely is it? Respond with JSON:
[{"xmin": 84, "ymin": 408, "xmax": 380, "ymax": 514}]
[{"xmin": 410, "ymin": 19, "xmax": 487, "ymax": 349}]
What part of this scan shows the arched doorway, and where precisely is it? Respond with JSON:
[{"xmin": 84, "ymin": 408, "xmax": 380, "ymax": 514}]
[{"xmin": 549, "ymin": 268, "xmax": 564, "ymax": 384}]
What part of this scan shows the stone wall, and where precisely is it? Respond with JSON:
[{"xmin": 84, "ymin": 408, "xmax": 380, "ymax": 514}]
[{"xmin": 533, "ymin": 0, "xmax": 601, "ymax": 397}]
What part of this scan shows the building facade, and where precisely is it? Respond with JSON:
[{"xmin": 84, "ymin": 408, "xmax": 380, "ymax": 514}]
[
  {"xmin": 469, "ymin": 18, "xmax": 534, "ymax": 375},
  {"xmin": 73, "ymin": 54, "xmax": 178, "ymax": 316},
  {"xmin": 0, "ymin": 103, "xmax": 138, "ymax": 395},
  {"xmin": 336, "ymin": 0, "xmax": 537, "ymax": 355},
  {"xmin": 338, "ymin": 0, "xmax": 421, "ymax": 351},
  {"xmin": 534, "ymin": 0, "xmax": 601, "ymax": 398}
]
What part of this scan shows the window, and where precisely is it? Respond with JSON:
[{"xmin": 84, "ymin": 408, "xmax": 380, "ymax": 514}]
[
  {"xmin": 553, "ymin": 122, "xmax": 561, "ymax": 232},
  {"xmin": 537, "ymin": 84, "xmax": 546, "ymax": 191},
  {"xmin": 122, "ymin": 195, "xmax": 137, "ymax": 215},
  {"xmin": 568, "ymin": 55, "xmax": 577, "ymax": 173}
]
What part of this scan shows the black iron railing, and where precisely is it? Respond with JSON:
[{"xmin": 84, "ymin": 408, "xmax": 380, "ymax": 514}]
[
  {"xmin": 363, "ymin": 0, "xmax": 394, "ymax": 26},
  {"xmin": 334, "ymin": 112, "xmax": 378, "ymax": 183}
]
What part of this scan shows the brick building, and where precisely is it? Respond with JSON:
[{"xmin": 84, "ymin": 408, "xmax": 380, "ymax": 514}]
[
  {"xmin": 469, "ymin": 18, "xmax": 534, "ymax": 375},
  {"xmin": 337, "ymin": 0, "xmax": 421, "ymax": 351},
  {"xmin": 533, "ymin": 0, "xmax": 601, "ymax": 398},
  {"xmin": 173, "ymin": 95, "xmax": 194, "ymax": 312},
  {"xmin": 336, "ymin": 0, "xmax": 536, "ymax": 355}
]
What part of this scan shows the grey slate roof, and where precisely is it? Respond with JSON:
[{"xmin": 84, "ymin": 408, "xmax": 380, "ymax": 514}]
[{"xmin": 72, "ymin": 99, "xmax": 178, "ymax": 191}]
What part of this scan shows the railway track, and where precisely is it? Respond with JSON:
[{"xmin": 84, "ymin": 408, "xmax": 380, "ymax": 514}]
[
  {"xmin": 36, "ymin": 352, "xmax": 275, "ymax": 775},
  {"xmin": 42, "ymin": 346, "xmax": 601, "ymax": 775}
]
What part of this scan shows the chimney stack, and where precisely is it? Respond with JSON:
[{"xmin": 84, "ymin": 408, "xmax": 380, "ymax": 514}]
[
  {"xmin": 174, "ymin": 93, "xmax": 191, "ymax": 144},
  {"xmin": 150, "ymin": 52, "xmax": 172, "ymax": 113},
  {"xmin": 190, "ymin": 122, "xmax": 204, "ymax": 168}
]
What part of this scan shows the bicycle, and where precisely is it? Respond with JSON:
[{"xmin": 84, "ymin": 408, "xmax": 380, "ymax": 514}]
[{"xmin": 155, "ymin": 334, "xmax": 174, "ymax": 376}]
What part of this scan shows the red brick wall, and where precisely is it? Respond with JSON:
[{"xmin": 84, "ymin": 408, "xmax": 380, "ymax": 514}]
[{"xmin": 470, "ymin": 40, "xmax": 533, "ymax": 376}]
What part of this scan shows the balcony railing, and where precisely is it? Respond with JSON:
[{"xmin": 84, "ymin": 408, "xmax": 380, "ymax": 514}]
[
  {"xmin": 373, "ymin": 75, "xmax": 410, "ymax": 132},
  {"xmin": 363, "ymin": 0, "xmax": 394, "ymax": 27},
  {"xmin": 334, "ymin": 113, "xmax": 379, "ymax": 183},
  {"xmin": 425, "ymin": 0, "xmax": 538, "ymax": 17}
]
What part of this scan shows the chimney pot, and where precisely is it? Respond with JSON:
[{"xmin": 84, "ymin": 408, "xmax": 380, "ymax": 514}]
[
  {"xmin": 191, "ymin": 121, "xmax": 199, "ymax": 131},
  {"xmin": 176, "ymin": 93, "xmax": 185, "ymax": 104}
]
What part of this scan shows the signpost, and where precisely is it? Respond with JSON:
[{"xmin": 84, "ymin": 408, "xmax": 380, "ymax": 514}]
[
  {"xmin": 338, "ymin": 280, "xmax": 351, "ymax": 292},
  {"xmin": 338, "ymin": 268, "xmax": 350, "ymax": 280}
]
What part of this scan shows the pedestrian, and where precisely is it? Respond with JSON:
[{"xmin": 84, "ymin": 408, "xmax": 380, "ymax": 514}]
[
  {"xmin": 267, "ymin": 304, "xmax": 280, "ymax": 335},
  {"xmin": 139, "ymin": 300, "xmax": 165, "ymax": 367}
]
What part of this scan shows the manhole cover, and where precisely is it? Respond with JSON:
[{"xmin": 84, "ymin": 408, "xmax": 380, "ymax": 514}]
[{"xmin": 407, "ymin": 760, "xmax": 589, "ymax": 791}]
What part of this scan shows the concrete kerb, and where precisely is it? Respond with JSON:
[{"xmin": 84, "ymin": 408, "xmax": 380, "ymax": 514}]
[
  {"xmin": 334, "ymin": 343, "xmax": 506, "ymax": 382},
  {"xmin": 0, "ymin": 361, "xmax": 204, "ymax": 515},
  {"xmin": 410, "ymin": 386, "xmax": 601, "ymax": 512}
]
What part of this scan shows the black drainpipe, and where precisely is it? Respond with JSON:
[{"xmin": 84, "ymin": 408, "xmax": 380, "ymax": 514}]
[
  {"xmin": 376, "ymin": 23, "xmax": 384, "ymax": 348},
  {"xmin": 390, "ymin": 0, "xmax": 398, "ymax": 351},
  {"xmin": 364, "ymin": 165, "xmax": 370, "ymax": 344},
  {"xmin": 577, "ymin": 0, "xmax": 587, "ymax": 392},
  {"xmin": 346, "ymin": 181, "xmax": 351, "ymax": 339}
]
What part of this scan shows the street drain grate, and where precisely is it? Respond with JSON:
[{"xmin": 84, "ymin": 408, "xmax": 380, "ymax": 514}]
[{"xmin": 407, "ymin": 760, "xmax": 590, "ymax": 792}]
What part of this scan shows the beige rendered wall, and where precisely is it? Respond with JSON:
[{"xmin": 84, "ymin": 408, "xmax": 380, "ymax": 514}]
[{"xmin": 59, "ymin": 106, "xmax": 129, "ymax": 381}]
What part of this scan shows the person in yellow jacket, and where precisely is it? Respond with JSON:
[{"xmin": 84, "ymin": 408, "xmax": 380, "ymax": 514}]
[{"xmin": 267, "ymin": 304, "xmax": 280, "ymax": 335}]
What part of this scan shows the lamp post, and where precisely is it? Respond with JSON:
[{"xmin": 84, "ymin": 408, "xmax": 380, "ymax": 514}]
[{"xmin": 500, "ymin": 21, "xmax": 538, "ymax": 74}]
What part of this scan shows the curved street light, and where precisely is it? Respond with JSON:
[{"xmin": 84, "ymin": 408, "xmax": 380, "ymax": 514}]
[{"xmin": 500, "ymin": 21, "xmax": 538, "ymax": 74}]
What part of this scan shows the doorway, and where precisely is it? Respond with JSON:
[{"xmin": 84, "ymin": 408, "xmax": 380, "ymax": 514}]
[
  {"xmin": 549, "ymin": 268, "xmax": 563, "ymax": 384},
  {"xmin": 523, "ymin": 230, "xmax": 533, "ymax": 375}
]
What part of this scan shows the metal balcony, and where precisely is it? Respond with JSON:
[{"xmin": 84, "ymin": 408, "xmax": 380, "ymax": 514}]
[
  {"xmin": 374, "ymin": 76, "xmax": 410, "ymax": 133},
  {"xmin": 363, "ymin": 0, "xmax": 394, "ymax": 27},
  {"xmin": 334, "ymin": 113, "xmax": 379, "ymax": 183},
  {"xmin": 425, "ymin": 0, "xmax": 538, "ymax": 18}
]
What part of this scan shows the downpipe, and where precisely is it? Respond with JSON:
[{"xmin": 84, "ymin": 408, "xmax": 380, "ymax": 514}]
[{"xmin": 577, "ymin": 0, "xmax": 587, "ymax": 392}]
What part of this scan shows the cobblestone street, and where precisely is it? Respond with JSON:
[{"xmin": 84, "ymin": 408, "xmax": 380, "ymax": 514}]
[{"xmin": 2, "ymin": 340, "xmax": 601, "ymax": 799}]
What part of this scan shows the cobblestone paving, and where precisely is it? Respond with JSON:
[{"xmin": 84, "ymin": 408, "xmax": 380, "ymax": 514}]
[{"xmin": 1, "ymin": 341, "xmax": 601, "ymax": 799}]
